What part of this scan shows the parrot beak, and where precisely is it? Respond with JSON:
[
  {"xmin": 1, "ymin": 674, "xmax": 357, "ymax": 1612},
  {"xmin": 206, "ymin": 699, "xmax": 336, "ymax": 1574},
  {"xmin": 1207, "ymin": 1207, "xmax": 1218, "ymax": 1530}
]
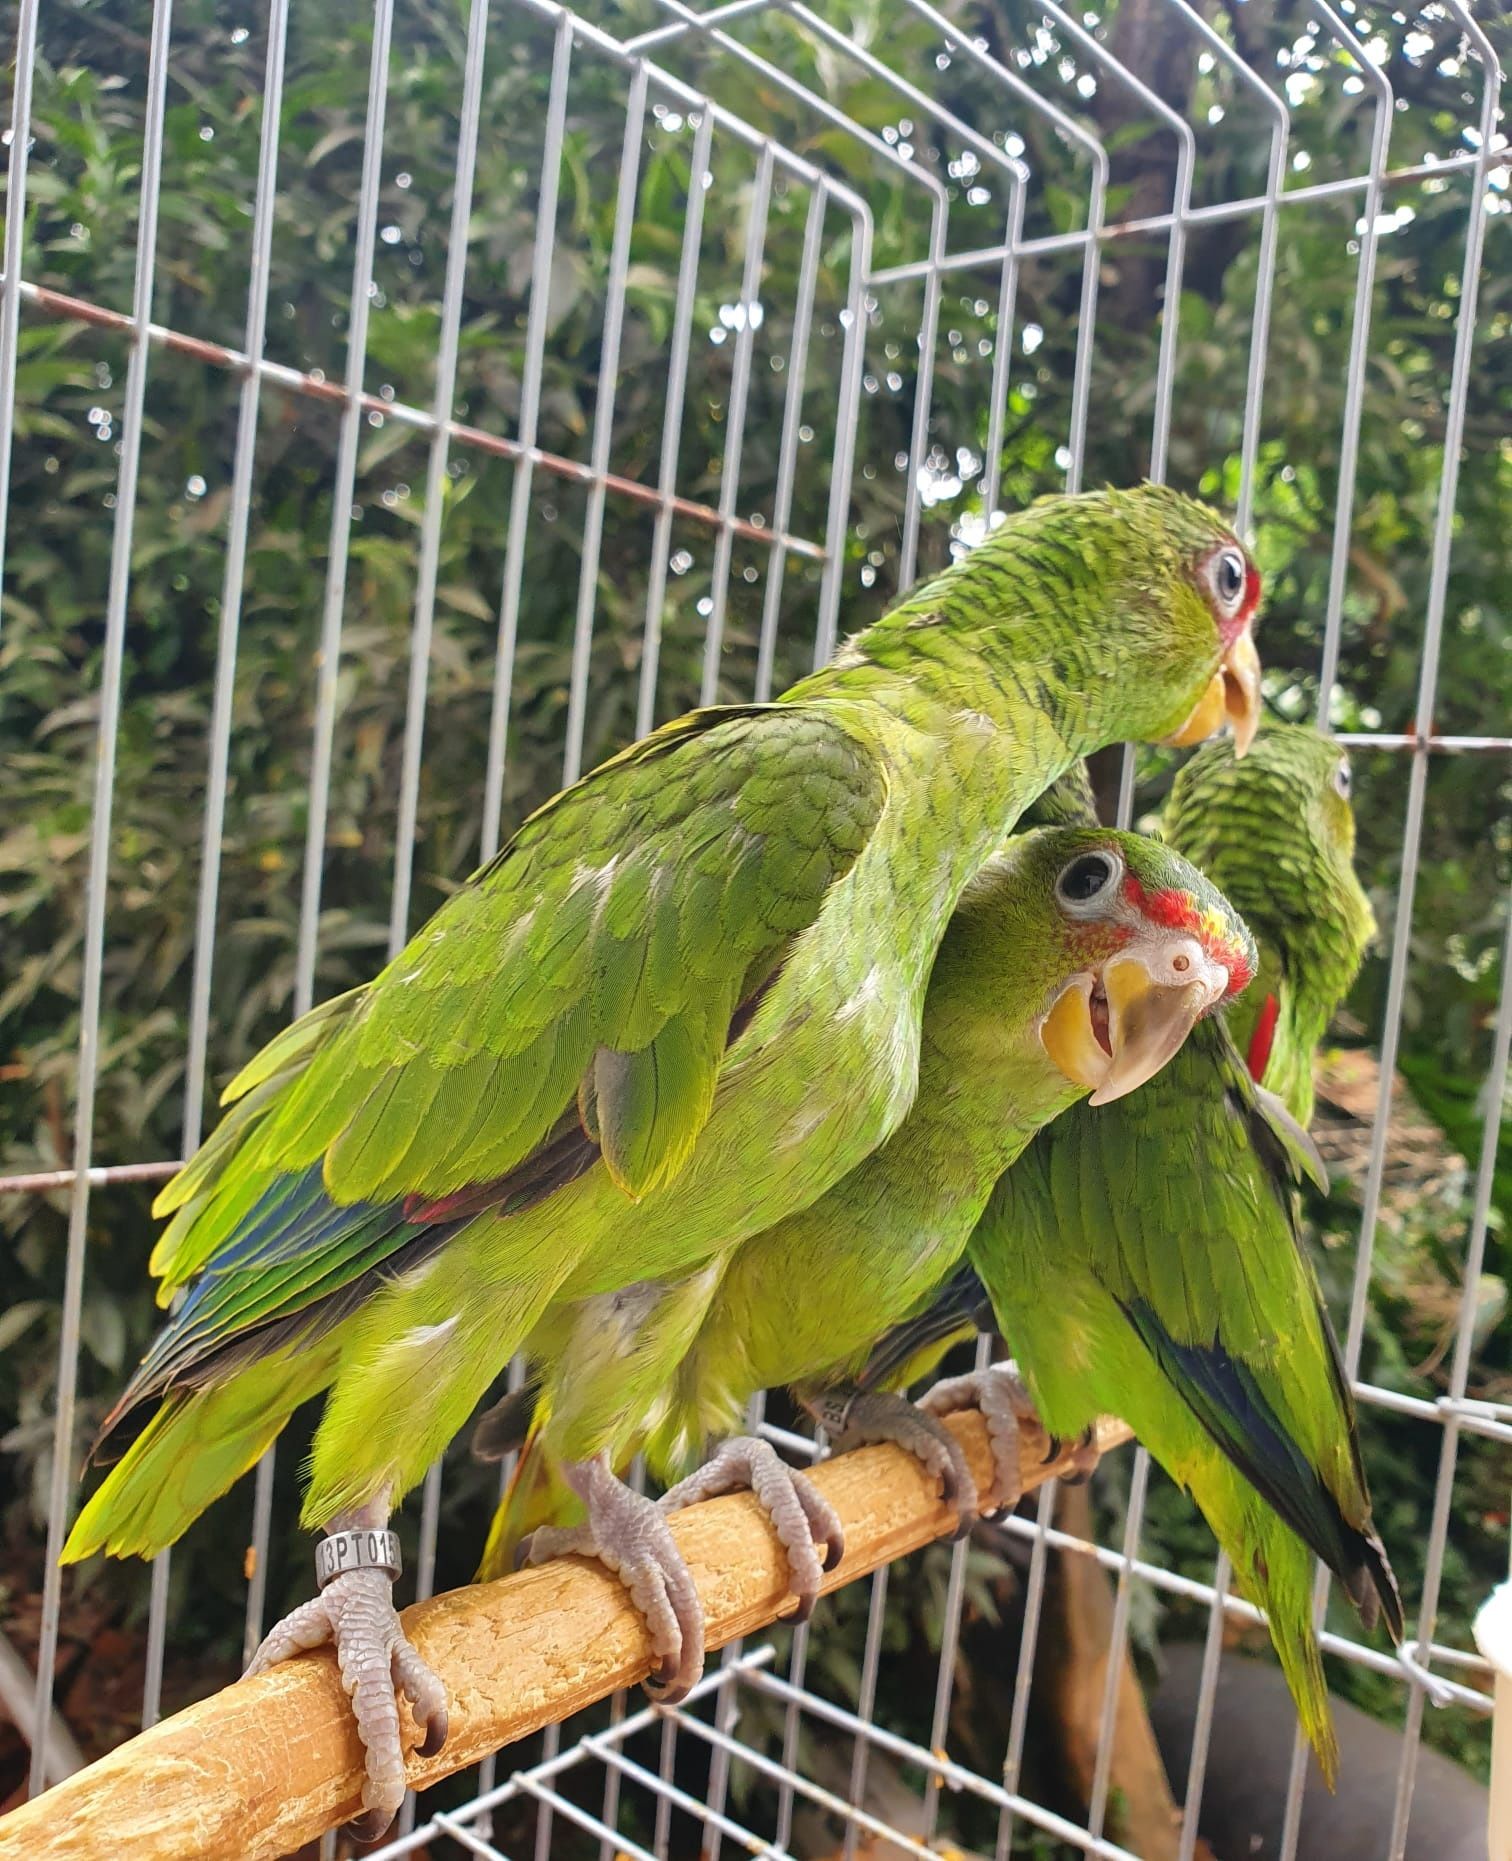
[
  {"xmin": 1164, "ymin": 625, "xmax": 1262, "ymax": 758},
  {"xmin": 1040, "ymin": 941, "xmax": 1230, "ymax": 1106},
  {"xmin": 1222, "ymin": 627, "xmax": 1261, "ymax": 758}
]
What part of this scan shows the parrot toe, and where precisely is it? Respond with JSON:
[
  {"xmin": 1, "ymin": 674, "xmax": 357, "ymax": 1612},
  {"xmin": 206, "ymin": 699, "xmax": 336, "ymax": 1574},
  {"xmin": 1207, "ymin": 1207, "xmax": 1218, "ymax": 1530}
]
[
  {"xmin": 805, "ymin": 1387, "xmax": 980, "ymax": 1530},
  {"xmin": 244, "ymin": 1563, "xmax": 443, "ymax": 1840},
  {"xmin": 1058, "ymin": 1423, "xmax": 1102, "ymax": 1487},
  {"xmin": 916, "ymin": 1361, "xmax": 1050, "ymax": 1516},
  {"xmin": 393, "ymin": 1636, "xmax": 450, "ymax": 1757},
  {"xmin": 524, "ymin": 1456, "xmax": 707, "ymax": 1703},
  {"xmin": 659, "ymin": 1436, "xmax": 845, "ymax": 1624}
]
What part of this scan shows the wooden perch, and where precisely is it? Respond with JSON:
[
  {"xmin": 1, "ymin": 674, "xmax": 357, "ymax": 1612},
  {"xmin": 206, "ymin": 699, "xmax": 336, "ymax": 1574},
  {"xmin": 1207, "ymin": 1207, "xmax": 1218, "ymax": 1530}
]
[{"xmin": 1, "ymin": 1413, "xmax": 1131, "ymax": 1861}]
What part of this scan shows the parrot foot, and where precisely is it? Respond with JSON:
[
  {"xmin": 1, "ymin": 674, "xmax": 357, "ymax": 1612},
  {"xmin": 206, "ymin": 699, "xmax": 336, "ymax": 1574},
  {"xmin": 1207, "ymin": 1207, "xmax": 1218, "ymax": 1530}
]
[
  {"xmin": 804, "ymin": 1386, "xmax": 979, "ymax": 1537},
  {"xmin": 659, "ymin": 1436, "xmax": 845, "ymax": 1625},
  {"xmin": 245, "ymin": 1562, "xmax": 448, "ymax": 1842},
  {"xmin": 518, "ymin": 1454, "xmax": 706, "ymax": 1704},
  {"xmin": 915, "ymin": 1361, "xmax": 1051, "ymax": 1515}
]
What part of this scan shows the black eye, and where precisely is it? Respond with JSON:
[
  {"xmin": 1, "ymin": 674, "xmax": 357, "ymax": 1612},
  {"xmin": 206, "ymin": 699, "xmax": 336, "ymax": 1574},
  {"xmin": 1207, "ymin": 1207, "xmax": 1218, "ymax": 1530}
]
[
  {"xmin": 1214, "ymin": 547, "xmax": 1246, "ymax": 608},
  {"xmin": 1333, "ymin": 758, "xmax": 1352, "ymax": 799},
  {"xmin": 1058, "ymin": 852, "xmax": 1115, "ymax": 904}
]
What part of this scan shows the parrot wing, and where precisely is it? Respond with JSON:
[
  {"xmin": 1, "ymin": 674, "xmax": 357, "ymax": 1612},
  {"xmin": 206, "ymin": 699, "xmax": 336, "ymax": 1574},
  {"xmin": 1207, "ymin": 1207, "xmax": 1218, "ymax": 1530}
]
[
  {"xmin": 105, "ymin": 705, "xmax": 889, "ymax": 1442},
  {"xmin": 160, "ymin": 703, "xmax": 889, "ymax": 1234},
  {"xmin": 999, "ymin": 1018, "xmax": 1402, "ymax": 1639}
]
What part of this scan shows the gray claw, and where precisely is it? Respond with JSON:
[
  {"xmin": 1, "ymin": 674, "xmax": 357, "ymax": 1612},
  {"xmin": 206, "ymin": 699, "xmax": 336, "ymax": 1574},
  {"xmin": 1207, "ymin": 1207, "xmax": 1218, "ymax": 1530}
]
[
  {"xmin": 395, "ymin": 1639, "xmax": 449, "ymax": 1758},
  {"xmin": 918, "ymin": 1361, "xmax": 1048, "ymax": 1515},
  {"xmin": 347, "ymin": 1806, "xmax": 396, "ymax": 1845},
  {"xmin": 1060, "ymin": 1424, "xmax": 1102, "ymax": 1486},
  {"xmin": 659, "ymin": 1435, "xmax": 845, "ymax": 1624}
]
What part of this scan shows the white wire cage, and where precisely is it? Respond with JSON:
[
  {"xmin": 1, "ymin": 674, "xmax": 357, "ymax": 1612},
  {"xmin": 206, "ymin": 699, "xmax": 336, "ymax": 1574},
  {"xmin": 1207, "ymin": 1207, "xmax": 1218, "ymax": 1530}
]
[{"xmin": 0, "ymin": 0, "xmax": 1508, "ymax": 1857}]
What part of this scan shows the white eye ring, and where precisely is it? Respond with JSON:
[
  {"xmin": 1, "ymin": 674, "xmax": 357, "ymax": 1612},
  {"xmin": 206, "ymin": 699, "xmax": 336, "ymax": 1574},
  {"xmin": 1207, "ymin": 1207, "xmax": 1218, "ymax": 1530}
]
[
  {"xmin": 1056, "ymin": 847, "xmax": 1124, "ymax": 913},
  {"xmin": 1205, "ymin": 545, "xmax": 1248, "ymax": 615},
  {"xmin": 1333, "ymin": 757, "xmax": 1352, "ymax": 800}
]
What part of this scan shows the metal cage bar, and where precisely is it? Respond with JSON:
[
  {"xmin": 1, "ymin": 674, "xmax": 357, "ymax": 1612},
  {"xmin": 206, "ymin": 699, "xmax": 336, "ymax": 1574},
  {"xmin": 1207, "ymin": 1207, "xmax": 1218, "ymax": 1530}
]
[{"xmin": 26, "ymin": 0, "xmax": 177, "ymax": 1793}]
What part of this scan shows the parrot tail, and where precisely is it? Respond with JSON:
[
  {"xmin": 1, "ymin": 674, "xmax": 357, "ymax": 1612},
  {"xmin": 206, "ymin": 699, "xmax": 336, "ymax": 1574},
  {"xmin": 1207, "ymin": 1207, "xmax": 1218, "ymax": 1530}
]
[
  {"xmin": 476, "ymin": 1393, "xmax": 583, "ymax": 1584},
  {"xmin": 1117, "ymin": 1295, "xmax": 1404, "ymax": 1647},
  {"xmin": 1340, "ymin": 1522, "xmax": 1404, "ymax": 1642},
  {"xmin": 61, "ymin": 1339, "xmax": 340, "ymax": 1563},
  {"xmin": 1225, "ymin": 1488, "xmax": 1340, "ymax": 1789}
]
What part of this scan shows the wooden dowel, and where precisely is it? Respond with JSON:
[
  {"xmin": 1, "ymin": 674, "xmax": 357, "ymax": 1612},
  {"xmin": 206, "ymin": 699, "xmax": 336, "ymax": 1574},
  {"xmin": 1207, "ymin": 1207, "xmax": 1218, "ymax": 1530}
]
[{"xmin": 2, "ymin": 1414, "xmax": 1131, "ymax": 1861}]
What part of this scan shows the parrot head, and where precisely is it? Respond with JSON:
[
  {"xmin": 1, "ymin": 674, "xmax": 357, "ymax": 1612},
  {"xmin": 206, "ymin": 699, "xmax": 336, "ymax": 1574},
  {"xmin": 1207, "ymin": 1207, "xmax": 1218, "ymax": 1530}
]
[
  {"xmin": 1156, "ymin": 520, "xmax": 1264, "ymax": 759},
  {"xmin": 836, "ymin": 483, "xmax": 1263, "ymax": 756},
  {"xmin": 1098, "ymin": 484, "xmax": 1263, "ymax": 758},
  {"xmin": 1161, "ymin": 723, "xmax": 1376, "ymax": 1118},
  {"xmin": 1164, "ymin": 723, "xmax": 1377, "ymax": 990},
  {"xmin": 935, "ymin": 483, "xmax": 1264, "ymax": 756},
  {"xmin": 999, "ymin": 828, "xmax": 1257, "ymax": 1106}
]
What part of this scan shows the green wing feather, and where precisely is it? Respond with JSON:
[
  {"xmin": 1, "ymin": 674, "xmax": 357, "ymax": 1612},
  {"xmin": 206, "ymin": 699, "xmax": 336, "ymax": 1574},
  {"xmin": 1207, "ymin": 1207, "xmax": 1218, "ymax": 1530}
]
[
  {"xmin": 73, "ymin": 702, "xmax": 888, "ymax": 1475},
  {"xmin": 142, "ymin": 703, "xmax": 886, "ymax": 1310},
  {"xmin": 255, "ymin": 706, "xmax": 885, "ymax": 1201},
  {"xmin": 1018, "ymin": 1027, "xmax": 1365, "ymax": 1514},
  {"xmin": 64, "ymin": 1336, "xmax": 342, "ymax": 1562}
]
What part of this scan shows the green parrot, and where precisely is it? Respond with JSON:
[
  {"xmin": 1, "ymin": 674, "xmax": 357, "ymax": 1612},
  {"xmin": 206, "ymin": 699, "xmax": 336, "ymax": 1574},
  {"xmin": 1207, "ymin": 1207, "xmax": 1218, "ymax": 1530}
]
[
  {"xmin": 63, "ymin": 485, "xmax": 1261, "ymax": 1834},
  {"xmin": 859, "ymin": 725, "xmax": 1398, "ymax": 1783},
  {"xmin": 473, "ymin": 815, "xmax": 1255, "ymax": 1679}
]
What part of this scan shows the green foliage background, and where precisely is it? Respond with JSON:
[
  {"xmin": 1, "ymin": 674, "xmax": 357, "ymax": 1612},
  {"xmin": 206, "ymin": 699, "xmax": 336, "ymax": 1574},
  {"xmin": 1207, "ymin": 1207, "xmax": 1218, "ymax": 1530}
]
[{"xmin": 0, "ymin": 0, "xmax": 1507, "ymax": 1837}]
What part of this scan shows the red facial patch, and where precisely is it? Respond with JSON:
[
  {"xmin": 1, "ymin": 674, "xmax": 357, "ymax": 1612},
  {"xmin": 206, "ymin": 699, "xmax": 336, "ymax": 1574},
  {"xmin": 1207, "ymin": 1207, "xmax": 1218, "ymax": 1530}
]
[
  {"xmin": 1202, "ymin": 541, "xmax": 1262, "ymax": 652},
  {"xmin": 1243, "ymin": 558, "xmax": 1262, "ymax": 619},
  {"xmin": 1121, "ymin": 873, "xmax": 1254, "ymax": 999},
  {"xmin": 1246, "ymin": 992, "xmax": 1279, "ymax": 1084}
]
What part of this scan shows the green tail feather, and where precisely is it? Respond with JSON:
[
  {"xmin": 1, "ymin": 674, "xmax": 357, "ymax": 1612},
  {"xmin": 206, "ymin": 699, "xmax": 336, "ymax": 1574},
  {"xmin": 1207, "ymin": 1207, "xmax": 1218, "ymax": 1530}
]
[
  {"xmin": 62, "ymin": 1342, "xmax": 339, "ymax": 1563},
  {"xmin": 475, "ymin": 1395, "xmax": 585, "ymax": 1583},
  {"xmin": 1199, "ymin": 1454, "xmax": 1339, "ymax": 1787}
]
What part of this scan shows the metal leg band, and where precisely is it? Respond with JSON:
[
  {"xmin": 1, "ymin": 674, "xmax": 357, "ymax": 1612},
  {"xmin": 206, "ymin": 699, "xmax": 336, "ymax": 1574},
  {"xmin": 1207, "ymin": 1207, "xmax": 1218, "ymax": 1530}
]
[{"xmin": 316, "ymin": 1528, "xmax": 403, "ymax": 1588}]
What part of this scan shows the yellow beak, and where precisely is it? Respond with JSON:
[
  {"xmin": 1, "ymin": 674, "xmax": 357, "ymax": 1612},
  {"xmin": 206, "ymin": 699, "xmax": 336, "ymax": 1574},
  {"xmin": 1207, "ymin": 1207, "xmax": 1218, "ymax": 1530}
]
[
  {"xmin": 1040, "ymin": 945, "xmax": 1229, "ymax": 1106},
  {"xmin": 1164, "ymin": 625, "xmax": 1262, "ymax": 758}
]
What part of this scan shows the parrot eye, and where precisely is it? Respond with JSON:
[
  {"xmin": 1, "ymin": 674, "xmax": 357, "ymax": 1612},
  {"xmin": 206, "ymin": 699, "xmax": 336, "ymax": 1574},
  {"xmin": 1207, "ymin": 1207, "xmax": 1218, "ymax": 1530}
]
[
  {"xmin": 1057, "ymin": 850, "xmax": 1120, "ymax": 909},
  {"xmin": 1206, "ymin": 546, "xmax": 1248, "ymax": 614},
  {"xmin": 1333, "ymin": 757, "xmax": 1352, "ymax": 800}
]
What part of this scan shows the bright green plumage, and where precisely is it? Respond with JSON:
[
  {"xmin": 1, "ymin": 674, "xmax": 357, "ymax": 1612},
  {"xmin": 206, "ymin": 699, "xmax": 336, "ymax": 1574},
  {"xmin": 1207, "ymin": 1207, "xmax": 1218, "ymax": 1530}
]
[
  {"xmin": 477, "ymin": 815, "xmax": 1253, "ymax": 1575},
  {"xmin": 66, "ymin": 485, "xmax": 1257, "ymax": 1564},
  {"xmin": 869, "ymin": 726, "xmax": 1394, "ymax": 1784},
  {"xmin": 1161, "ymin": 726, "xmax": 1372, "ymax": 1124}
]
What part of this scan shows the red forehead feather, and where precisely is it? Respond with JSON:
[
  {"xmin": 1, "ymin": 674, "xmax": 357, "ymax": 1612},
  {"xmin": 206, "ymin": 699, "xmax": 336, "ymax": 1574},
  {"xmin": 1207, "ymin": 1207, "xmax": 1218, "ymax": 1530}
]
[{"xmin": 1121, "ymin": 873, "xmax": 1254, "ymax": 1000}]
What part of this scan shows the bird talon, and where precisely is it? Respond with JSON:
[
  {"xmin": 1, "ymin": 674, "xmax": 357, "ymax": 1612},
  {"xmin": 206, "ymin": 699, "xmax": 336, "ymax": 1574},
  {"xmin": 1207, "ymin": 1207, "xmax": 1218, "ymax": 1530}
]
[
  {"xmin": 645, "ymin": 1657, "xmax": 678, "ymax": 1696},
  {"xmin": 347, "ymin": 1806, "xmax": 396, "ymax": 1844},
  {"xmin": 816, "ymin": 1387, "xmax": 979, "ymax": 1531},
  {"xmin": 417, "ymin": 1708, "xmax": 449, "ymax": 1759},
  {"xmin": 660, "ymin": 1435, "xmax": 840, "ymax": 1632},
  {"xmin": 541, "ymin": 1457, "xmax": 707, "ymax": 1704}
]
